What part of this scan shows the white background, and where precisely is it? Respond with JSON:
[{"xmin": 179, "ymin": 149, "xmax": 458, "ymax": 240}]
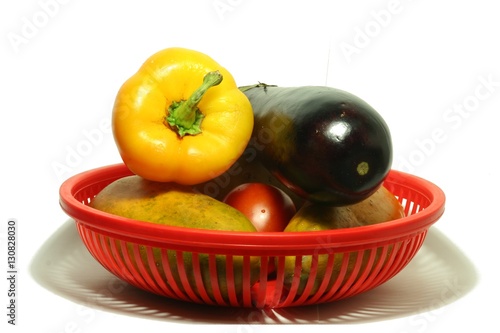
[{"xmin": 1, "ymin": 0, "xmax": 499, "ymax": 332}]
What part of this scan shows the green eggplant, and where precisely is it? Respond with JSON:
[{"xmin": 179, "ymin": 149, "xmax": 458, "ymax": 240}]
[{"xmin": 240, "ymin": 84, "xmax": 393, "ymax": 205}]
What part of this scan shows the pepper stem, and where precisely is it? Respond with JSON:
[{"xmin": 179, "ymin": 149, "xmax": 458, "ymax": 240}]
[{"xmin": 166, "ymin": 70, "xmax": 223, "ymax": 137}]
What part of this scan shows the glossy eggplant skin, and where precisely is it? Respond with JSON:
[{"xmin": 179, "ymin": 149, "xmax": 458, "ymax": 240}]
[{"xmin": 243, "ymin": 85, "xmax": 393, "ymax": 205}]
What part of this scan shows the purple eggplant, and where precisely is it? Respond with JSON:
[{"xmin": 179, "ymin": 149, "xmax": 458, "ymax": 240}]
[{"xmin": 241, "ymin": 84, "xmax": 393, "ymax": 206}]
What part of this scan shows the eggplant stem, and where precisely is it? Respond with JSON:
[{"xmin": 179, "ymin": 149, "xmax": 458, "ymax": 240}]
[{"xmin": 239, "ymin": 82, "xmax": 277, "ymax": 92}]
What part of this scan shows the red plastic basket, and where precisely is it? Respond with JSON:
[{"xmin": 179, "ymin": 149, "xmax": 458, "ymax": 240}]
[{"xmin": 59, "ymin": 163, "xmax": 445, "ymax": 308}]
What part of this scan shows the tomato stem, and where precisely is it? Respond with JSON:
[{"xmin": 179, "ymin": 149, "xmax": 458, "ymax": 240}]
[{"xmin": 166, "ymin": 70, "xmax": 223, "ymax": 137}]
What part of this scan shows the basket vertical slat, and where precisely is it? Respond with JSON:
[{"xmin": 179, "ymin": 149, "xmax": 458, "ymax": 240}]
[
  {"xmin": 159, "ymin": 248, "xmax": 190, "ymax": 302},
  {"xmin": 303, "ymin": 253, "xmax": 337, "ymax": 305},
  {"xmin": 241, "ymin": 255, "xmax": 254, "ymax": 307},
  {"xmin": 253, "ymin": 257, "xmax": 270, "ymax": 308},
  {"xmin": 143, "ymin": 246, "xmax": 179, "ymax": 300}
]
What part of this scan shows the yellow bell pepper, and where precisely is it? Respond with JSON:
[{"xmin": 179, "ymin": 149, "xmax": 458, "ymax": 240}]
[{"xmin": 112, "ymin": 47, "xmax": 254, "ymax": 185}]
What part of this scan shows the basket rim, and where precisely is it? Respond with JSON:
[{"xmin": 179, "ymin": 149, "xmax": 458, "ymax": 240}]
[{"xmin": 59, "ymin": 163, "xmax": 445, "ymax": 252}]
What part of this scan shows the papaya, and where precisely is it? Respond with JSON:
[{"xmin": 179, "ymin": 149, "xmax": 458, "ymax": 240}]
[
  {"xmin": 281, "ymin": 185, "xmax": 405, "ymax": 296},
  {"xmin": 90, "ymin": 175, "xmax": 261, "ymax": 303}
]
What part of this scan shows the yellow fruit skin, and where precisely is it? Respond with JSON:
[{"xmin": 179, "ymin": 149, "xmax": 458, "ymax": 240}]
[
  {"xmin": 90, "ymin": 175, "xmax": 260, "ymax": 303},
  {"xmin": 281, "ymin": 185, "xmax": 405, "ymax": 296},
  {"xmin": 90, "ymin": 175, "xmax": 257, "ymax": 231}
]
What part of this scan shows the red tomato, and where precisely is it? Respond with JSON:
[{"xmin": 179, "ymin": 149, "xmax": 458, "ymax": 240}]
[{"xmin": 223, "ymin": 183, "xmax": 296, "ymax": 232}]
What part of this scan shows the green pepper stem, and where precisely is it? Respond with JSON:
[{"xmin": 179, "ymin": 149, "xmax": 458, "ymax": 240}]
[{"xmin": 166, "ymin": 70, "xmax": 223, "ymax": 137}]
